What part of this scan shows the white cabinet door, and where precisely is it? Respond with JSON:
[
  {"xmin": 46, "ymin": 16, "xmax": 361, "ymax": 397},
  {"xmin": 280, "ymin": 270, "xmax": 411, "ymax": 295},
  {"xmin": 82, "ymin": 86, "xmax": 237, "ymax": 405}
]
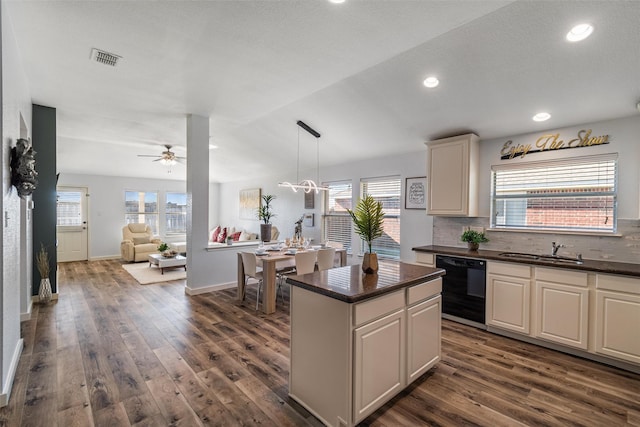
[
  {"xmin": 353, "ymin": 309, "xmax": 405, "ymax": 423},
  {"xmin": 487, "ymin": 273, "xmax": 531, "ymax": 334},
  {"xmin": 426, "ymin": 134, "xmax": 479, "ymax": 216},
  {"xmin": 407, "ymin": 295, "xmax": 441, "ymax": 384},
  {"xmin": 595, "ymin": 290, "xmax": 640, "ymax": 364},
  {"xmin": 535, "ymin": 281, "xmax": 589, "ymax": 349}
]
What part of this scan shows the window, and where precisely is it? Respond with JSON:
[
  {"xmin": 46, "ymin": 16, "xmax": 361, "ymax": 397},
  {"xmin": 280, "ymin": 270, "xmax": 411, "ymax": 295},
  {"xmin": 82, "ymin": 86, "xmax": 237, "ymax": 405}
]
[
  {"xmin": 491, "ymin": 155, "xmax": 617, "ymax": 233},
  {"xmin": 166, "ymin": 192, "xmax": 187, "ymax": 234},
  {"xmin": 125, "ymin": 191, "xmax": 158, "ymax": 234},
  {"xmin": 361, "ymin": 176, "xmax": 401, "ymax": 259},
  {"xmin": 322, "ymin": 181, "xmax": 353, "ymax": 252},
  {"xmin": 56, "ymin": 190, "xmax": 83, "ymax": 226}
]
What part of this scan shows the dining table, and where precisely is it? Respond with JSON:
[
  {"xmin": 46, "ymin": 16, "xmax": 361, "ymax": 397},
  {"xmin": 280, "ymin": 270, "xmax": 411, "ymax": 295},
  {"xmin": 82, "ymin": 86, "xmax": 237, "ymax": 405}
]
[{"xmin": 237, "ymin": 246, "xmax": 347, "ymax": 314}]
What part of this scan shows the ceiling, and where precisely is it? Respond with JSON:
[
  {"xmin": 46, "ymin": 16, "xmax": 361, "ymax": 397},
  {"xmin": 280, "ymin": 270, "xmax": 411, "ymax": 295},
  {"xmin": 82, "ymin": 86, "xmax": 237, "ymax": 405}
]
[{"xmin": 6, "ymin": 1, "xmax": 640, "ymax": 182}]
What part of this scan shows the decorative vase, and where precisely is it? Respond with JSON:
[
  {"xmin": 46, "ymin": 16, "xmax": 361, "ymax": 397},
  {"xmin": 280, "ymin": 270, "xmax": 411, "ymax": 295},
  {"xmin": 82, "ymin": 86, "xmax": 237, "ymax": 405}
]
[
  {"xmin": 362, "ymin": 252, "xmax": 379, "ymax": 274},
  {"xmin": 468, "ymin": 242, "xmax": 479, "ymax": 251},
  {"xmin": 260, "ymin": 224, "xmax": 272, "ymax": 242},
  {"xmin": 39, "ymin": 278, "xmax": 52, "ymax": 304}
]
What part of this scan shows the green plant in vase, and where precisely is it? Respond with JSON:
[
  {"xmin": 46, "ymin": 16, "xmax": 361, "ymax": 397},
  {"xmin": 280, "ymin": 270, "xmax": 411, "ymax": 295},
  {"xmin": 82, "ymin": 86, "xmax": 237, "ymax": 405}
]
[
  {"xmin": 257, "ymin": 194, "xmax": 276, "ymax": 242},
  {"xmin": 461, "ymin": 229, "xmax": 489, "ymax": 251},
  {"xmin": 348, "ymin": 194, "xmax": 385, "ymax": 274}
]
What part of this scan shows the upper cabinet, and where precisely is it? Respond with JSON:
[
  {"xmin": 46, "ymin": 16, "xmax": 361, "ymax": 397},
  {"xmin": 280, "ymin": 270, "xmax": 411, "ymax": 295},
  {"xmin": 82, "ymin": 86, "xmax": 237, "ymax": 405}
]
[{"xmin": 425, "ymin": 133, "xmax": 479, "ymax": 216}]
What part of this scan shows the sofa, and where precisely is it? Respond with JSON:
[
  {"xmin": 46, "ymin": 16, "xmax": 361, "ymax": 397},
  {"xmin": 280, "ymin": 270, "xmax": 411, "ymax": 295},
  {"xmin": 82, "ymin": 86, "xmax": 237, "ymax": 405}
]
[
  {"xmin": 121, "ymin": 223, "xmax": 161, "ymax": 262},
  {"xmin": 208, "ymin": 225, "xmax": 279, "ymax": 246}
]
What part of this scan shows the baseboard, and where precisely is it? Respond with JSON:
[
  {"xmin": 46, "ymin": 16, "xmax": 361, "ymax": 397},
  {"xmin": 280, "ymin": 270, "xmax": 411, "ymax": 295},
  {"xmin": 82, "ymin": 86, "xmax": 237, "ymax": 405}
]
[
  {"xmin": 185, "ymin": 281, "xmax": 236, "ymax": 295},
  {"xmin": 89, "ymin": 255, "xmax": 121, "ymax": 261},
  {"xmin": 20, "ymin": 300, "xmax": 33, "ymax": 322},
  {"xmin": 30, "ymin": 293, "xmax": 59, "ymax": 303},
  {"xmin": 0, "ymin": 338, "xmax": 24, "ymax": 407}
]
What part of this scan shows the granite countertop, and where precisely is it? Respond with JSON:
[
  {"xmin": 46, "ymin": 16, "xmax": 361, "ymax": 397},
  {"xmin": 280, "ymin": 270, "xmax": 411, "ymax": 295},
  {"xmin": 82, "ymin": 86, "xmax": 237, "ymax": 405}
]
[
  {"xmin": 412, "ymin": 245, "xmax": 640, "ymax": 278},
  {"xmin": 286, "ymin": 261, "xmax": 445, "ymax": 303}
]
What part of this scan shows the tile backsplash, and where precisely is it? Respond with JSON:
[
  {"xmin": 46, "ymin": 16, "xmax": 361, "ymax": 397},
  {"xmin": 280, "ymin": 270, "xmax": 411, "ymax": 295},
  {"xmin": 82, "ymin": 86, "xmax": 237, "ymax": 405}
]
[{"xmin": 433, "ymin": 217, "xmax": 640, "ymax": 264}]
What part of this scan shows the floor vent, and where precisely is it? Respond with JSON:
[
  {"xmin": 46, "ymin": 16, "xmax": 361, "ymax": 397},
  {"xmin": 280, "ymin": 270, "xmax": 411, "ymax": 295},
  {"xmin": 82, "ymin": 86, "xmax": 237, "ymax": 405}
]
[{"xmin": 90, "ymin": 48, "xmax": 121, "ymax": 67}]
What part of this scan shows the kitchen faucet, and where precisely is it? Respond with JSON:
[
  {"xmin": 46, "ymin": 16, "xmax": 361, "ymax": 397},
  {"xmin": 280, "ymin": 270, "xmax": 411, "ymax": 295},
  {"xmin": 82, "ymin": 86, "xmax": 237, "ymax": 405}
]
[{"xmin": 551, "ymin": 241, "xmax": 565, "ymax": 256}]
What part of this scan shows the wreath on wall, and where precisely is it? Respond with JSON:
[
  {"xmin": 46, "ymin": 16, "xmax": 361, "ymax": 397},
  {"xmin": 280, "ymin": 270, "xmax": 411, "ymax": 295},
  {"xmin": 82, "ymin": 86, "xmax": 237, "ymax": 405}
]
[{"xmin": 10, "ymin": 138, "xmax": 38, "ymax": 198}]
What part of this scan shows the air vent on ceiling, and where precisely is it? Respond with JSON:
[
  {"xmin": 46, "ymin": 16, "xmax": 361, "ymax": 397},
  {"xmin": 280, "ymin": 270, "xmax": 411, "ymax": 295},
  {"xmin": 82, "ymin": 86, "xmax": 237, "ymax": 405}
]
[{"xmin": 90, "ymin": 48, "xmax": 121, "ymax": 67}]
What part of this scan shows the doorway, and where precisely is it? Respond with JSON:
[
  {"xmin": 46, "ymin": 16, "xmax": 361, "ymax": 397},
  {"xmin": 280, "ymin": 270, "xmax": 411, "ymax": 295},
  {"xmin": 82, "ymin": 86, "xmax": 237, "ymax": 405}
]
[{"xmin": 56, "ymin": 186, "xmax": 89, "ymax": 262}]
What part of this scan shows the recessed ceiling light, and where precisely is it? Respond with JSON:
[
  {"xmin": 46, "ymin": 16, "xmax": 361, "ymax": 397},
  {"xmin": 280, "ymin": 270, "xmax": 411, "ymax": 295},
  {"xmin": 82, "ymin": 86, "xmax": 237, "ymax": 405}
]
[
  {"xmin": 533, "ymin": 112, "xmax": 551, "ymax": 122},
  {"xmin": 423, "ymin": 76, "xmax": 439, "ymax": 88},
  {"xmin": 209, "ymin": 144, "xmax": 218, "ymax": 150},
  {"xmin": 329, "ymin": 0, "xmax": 345, "ymax": 3},
  {"xmin": 566, "ymin": 23, "xmax": 594, "ymax": 42}
]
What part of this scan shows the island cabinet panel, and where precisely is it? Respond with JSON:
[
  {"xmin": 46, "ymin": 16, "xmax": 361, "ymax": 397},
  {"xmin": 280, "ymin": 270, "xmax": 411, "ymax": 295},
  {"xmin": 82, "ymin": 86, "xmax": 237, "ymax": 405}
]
[
  {"xmin": 426, "ymin": 133, "xmax": 479, "ymax": 216},
  {"xmin": 486, "ymin": 262, "xmax": 532, "ymax": 334},
  {"xmin": 534, "ymin": 268, "xmax": 589, "ymax": 350},
  {"xmin": 288, "ymin": 266, "xmax": 444, "ymax": 427},
  {"xmin": 353, "ymin": 309, "xmax": 405, "ymax": 424},
  {"xmin": 407, "ymin": 295, "xmax": 441, "ymax": 383},
  {"xmin": 595, "ymin": 274, "xmax": 640, "ymax": 364},
  {"xmin": 414, "ymin": 252, "xmax": 435, "ymax": 267}
]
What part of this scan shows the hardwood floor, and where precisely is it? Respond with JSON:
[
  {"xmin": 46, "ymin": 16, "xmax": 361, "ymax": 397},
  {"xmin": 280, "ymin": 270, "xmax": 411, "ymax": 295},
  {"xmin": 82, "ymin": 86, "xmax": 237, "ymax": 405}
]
[{"xmin": 1, "ymin": 259, "xmax": 639, "ymax": 426}]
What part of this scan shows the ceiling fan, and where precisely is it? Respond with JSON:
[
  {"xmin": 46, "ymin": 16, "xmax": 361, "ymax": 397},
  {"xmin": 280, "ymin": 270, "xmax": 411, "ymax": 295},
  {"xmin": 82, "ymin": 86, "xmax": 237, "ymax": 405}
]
[{"xmin": 137, "ymin": 144, "xmax": 186, "ymax": 166}]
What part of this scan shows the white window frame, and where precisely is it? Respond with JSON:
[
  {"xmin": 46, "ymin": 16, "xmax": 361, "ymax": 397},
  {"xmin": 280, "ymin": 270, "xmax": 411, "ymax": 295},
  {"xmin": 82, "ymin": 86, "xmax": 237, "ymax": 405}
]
[
  {"xmin": 165, "ymin": 192, "xmax": 187, "ymax": 235},
  {"xmin": 490, "ymin": 154, "xmax": 618, "ymax": 234},
  {"xmin": 125, "ymin": 190, "xmax": 159, "ymax": 235}
]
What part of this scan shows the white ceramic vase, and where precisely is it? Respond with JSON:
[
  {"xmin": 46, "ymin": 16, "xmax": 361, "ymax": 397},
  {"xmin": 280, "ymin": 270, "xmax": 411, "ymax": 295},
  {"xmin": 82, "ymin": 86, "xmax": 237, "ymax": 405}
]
[{"xmin": 39, "ymin": 278, "xmax": 52, "ymax": 304}]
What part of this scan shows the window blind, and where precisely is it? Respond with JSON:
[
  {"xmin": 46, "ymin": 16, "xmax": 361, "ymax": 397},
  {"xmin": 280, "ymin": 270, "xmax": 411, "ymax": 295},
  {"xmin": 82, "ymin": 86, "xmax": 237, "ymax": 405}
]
[
  {"xmin": 361, "ymin": 176, "xmax": 401, "ymax": 259},
  {"xmin": 322, "ymin": 181, "xmax": 353, "ymax": 251},
  {"xmin": 491, "ymin": 155, "xmax": 617, "ymax": 232}
]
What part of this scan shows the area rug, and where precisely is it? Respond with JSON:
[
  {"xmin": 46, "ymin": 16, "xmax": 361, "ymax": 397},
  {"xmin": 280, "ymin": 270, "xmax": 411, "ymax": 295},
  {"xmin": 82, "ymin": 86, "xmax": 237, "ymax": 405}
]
[{"xmin": 122, "ymin": 262, "xmax": 186, "ymax": 285}]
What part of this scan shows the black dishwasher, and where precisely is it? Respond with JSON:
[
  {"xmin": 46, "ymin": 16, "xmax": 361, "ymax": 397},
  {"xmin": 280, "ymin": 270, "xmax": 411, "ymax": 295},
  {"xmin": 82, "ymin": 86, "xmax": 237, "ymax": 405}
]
[{"xmin": 436, "ymin": 255, "xmax": 486, "ymax": 327}]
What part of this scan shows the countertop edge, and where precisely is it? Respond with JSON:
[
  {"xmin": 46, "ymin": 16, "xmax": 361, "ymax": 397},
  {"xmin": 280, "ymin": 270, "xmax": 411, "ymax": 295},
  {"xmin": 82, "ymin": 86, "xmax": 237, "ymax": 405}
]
[{"xmin": 412, "ymin": 245, "xmax": 640, "ymax": 278}]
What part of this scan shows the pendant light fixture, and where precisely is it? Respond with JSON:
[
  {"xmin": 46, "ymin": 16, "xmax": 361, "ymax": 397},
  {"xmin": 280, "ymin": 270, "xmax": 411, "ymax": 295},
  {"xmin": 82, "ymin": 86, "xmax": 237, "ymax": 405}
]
[{"xmin": 279, "ymin": 120, "xmax": 329, "ymax": 193}]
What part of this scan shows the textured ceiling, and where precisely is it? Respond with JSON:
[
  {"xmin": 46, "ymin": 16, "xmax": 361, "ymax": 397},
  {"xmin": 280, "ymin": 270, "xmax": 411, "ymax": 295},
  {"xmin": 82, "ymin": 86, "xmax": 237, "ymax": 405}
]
[{"xmin": 5, "ymin": 1, "xmax": 640, "ymax": 182}]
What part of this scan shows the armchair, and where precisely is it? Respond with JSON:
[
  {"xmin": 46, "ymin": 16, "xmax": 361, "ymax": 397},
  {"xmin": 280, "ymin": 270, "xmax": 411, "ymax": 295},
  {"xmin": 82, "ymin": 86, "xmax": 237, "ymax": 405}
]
[{"xmin": 121, "ymin": 223, "xmax": 161, "ymax": 262}]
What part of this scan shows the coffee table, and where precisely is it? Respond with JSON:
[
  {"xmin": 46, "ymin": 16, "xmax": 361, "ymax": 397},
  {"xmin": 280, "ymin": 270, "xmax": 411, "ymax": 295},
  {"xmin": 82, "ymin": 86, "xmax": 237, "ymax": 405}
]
[{"xmin": 148, "ymin": 254, "xmax": 187, "ymax": 274}]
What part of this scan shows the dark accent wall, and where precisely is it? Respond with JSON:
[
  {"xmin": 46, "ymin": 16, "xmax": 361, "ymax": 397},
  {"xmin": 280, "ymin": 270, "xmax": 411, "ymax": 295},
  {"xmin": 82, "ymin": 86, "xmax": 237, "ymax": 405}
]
[{"xmin": 31, "ymin": 105, "xmax": 57, "ymax": 294}]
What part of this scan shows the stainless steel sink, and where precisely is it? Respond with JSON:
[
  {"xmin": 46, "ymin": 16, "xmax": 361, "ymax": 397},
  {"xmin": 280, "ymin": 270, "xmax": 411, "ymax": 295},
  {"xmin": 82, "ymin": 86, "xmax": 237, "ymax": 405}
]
[{"xmin": 499, "ymin": 252, "xmax": 584, "ymax": 265}]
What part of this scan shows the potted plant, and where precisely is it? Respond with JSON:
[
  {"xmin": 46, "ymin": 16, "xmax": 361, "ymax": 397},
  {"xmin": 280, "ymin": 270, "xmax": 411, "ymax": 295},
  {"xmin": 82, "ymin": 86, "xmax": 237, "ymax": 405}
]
[
  {"xmin": 35, "ymin": 243, "xmax": 52, "ymax": 303},
  {"xmin": 258, "ymin": 194, "xmax": 276, "ymax": 242},
  {"xmin": 157, "ymin": 242, "xmax": 176, "ymax": 257},
  {"xmin": 348, "ymin": 194, "xmax": 385, "ymax": 274},
  {"xmin": 461, "ymin": 229, "xmax": 489, "ymax": 251}
]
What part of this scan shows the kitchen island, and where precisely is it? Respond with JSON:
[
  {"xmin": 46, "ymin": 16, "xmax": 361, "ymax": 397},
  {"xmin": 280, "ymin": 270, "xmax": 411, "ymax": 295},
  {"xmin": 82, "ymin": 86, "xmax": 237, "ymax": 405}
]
[{"xmin": 286, "ymin": 262, "xmax": 445, "ymax": 427}]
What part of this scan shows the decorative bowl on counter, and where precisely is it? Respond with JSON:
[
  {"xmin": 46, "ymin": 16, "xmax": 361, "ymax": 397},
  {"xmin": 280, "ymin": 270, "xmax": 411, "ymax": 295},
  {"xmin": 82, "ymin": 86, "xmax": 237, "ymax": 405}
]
[{"xmin": 162, "ymin": 250, "xmax": 178, "ymax": 258}]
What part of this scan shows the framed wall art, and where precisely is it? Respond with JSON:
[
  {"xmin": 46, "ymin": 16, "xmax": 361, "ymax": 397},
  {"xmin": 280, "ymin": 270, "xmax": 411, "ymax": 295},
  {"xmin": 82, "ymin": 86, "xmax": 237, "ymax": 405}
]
[
  {"xmin": 304, "ymin": 191, "xmax": 314, "ymax": 209},
  {"xmin": 405, "ymin": 176, "xmax": 427, "ymax": 210},
  {"xmin": 239, "ymin": 188, "xmax": 261, "ymax": 220}
]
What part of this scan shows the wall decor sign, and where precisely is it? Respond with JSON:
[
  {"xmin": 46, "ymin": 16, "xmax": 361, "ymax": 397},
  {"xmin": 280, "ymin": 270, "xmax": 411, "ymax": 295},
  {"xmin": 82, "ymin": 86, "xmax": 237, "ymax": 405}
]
[
  {"xmin": 501, "ymin": 129, "xmax": 610, "ymax": 160},
  {"xmin": 405, "ymin": 176, "xmax": 427, "ymax": 210},
  {"xmin": 239, "ymin": 188, "xmax": 261, "ymax": 220}
]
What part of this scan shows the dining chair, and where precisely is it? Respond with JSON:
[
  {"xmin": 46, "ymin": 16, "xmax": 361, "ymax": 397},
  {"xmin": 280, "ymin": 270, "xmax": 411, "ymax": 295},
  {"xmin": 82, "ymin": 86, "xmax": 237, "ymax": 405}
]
[
  {"xmin": 316, "ymin": 248, "xmax": 336, "ymax": 271},
  {"xmin": 240, "ymin": 252, "xmax": 263, "ymax": 310},
  {"xmin": 295, "ymin": 251, "xmax": 317, "ymax": 275},
  {"xmin": 325, "ymin": 240, "xmax": 344, "ymax": 249}
]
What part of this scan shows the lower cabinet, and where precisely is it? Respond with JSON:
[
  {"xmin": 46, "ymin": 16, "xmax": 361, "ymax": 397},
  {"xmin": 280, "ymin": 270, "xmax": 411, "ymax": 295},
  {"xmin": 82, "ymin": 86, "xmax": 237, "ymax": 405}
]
[
  {"xmin": 534, "ymin": 267, "xmax": 588, "ymax": 350},
  {"xmin": 486, "ymin": 262, "xmax": 531, "ymax": 334},
  {"xmin": 353, "ymin": 309, "xmax": 405, "ymax": 423},
  {"xmin": 407, "ymin": 295, "xmax": 441, "ymax": 383},
  {"xmin": 595, "ymin": 274, "xmax": 640, "ymax": 364}
]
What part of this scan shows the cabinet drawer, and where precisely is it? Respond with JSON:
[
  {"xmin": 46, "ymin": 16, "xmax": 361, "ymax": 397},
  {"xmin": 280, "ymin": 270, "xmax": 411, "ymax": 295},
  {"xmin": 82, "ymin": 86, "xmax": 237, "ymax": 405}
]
[
  {"xmin": 407, "ymin": 277, "xmax": 442, "ymax": 306},
  {"xmin": 487, "ymin": 261, "xmax": 531, "ymax": 279},
  {"xmin": 596, "ymin": 274, "xmax": 640, "ymax": 294},
  {"xmin": 536, "ymin": 267, "xmax": 587, "ymax": 287},
  {"xmin": 415, "ymin": 252, "xmax": 435, "ymax": 266},
  {"xmin": 354, "ymin": 290, "xmax": 404, "ymax": 327}
]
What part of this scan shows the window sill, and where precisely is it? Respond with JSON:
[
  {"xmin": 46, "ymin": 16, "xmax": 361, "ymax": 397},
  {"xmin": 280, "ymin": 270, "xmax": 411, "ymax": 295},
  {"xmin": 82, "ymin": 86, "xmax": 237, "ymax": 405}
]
[{"xmin": 488, "ymin": 227, "xmax": 622, "ymax": 238}]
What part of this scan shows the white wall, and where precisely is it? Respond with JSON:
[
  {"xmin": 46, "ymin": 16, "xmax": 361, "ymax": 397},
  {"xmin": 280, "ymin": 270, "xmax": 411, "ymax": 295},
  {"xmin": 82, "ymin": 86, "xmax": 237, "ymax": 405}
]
[
  {"xmin": 1, "ymin": 1, "xmax": 31, "ymax": 405},
  {"xmin": 58, "ymin": 173, "xmax": 186, "ymax": 259}
]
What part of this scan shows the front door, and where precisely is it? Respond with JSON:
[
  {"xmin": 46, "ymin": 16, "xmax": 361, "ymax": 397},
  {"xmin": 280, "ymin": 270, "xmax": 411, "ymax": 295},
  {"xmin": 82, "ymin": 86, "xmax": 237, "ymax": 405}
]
[{"xmin": 56, "ymin": 187, "xmax": 88, "ymax": 262}]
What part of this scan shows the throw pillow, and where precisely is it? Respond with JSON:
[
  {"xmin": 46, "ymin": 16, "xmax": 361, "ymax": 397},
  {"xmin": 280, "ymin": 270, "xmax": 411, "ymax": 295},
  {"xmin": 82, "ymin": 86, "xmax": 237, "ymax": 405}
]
[
  {"xmin": 231, "ymin": 231, "xmax": 242, "ymax": 241},
  {"xmin": 238, "ymin": 230, "xmax": 251, "ymax": 241},
  {"xmin": 132, "ymin": 236, "xmax": 150, "ymax": 245},
  {"xmin": 216, "ymin": 227, "xmax": 227, "ymax": 243},
  {"xmin": 211, "ymin": 225, "xmax": 221, "ymax": 242}
]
